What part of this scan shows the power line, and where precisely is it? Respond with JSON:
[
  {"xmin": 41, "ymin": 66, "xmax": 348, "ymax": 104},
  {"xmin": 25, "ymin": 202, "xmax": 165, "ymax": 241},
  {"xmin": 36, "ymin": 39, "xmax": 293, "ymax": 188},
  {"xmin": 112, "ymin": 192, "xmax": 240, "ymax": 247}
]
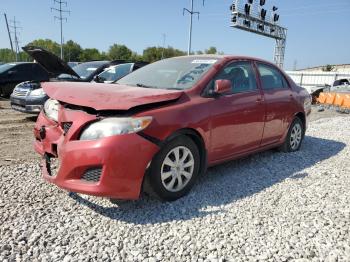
[
  {"xmin": 9, "ymin": 17, "xmax": 22, "ymax": 62},
  {"xmin": 183, "ymin": 0, "xmax": 205, "ymax": 55},
  {"xmin": 161, "ymin": 33, "xmax": 167, "ymax": 59},
  {"xmin": 3, "ymin": 13, "xmax": 14, "ymax": 56},
  {"xmin": 51, "ymin": 0, "xmax": 70, "ymax": 60}
]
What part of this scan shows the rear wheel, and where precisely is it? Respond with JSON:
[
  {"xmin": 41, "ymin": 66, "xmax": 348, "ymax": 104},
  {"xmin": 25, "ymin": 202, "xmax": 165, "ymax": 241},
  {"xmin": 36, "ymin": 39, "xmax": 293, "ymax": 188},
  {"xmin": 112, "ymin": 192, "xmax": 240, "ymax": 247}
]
[
  {"xmin": 145, "ymin": 136, "xmax": 200, "ymax": 201},
  {"xmin": 280, "ymin": 117, "xmax": 304, "ymax": 152}
]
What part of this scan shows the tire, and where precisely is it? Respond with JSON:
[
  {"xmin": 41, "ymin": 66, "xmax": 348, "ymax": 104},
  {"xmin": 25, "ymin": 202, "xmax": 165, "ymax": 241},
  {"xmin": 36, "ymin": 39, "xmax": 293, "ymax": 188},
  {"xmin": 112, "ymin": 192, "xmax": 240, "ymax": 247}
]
[
  {"xmin": 279, "ymin": 117, "xmax": 304, "ymax": 153},
  {"xmin": 145, "ymin": 136, "xmax": 200, "ymax": 201}
]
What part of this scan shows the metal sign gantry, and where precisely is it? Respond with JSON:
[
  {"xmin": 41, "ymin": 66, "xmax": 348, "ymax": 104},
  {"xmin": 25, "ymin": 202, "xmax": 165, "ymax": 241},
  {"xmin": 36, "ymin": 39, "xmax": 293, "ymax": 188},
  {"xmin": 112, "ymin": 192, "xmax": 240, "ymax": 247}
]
[{"xmin": 230, "ymin": 0, "xmax": 287, "ymax": 68}]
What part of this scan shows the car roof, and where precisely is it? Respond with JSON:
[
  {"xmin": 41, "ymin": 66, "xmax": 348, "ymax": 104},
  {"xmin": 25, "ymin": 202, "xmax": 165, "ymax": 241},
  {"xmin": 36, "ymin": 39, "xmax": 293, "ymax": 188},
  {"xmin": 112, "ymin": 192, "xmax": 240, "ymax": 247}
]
[
  {"xmin": 5, "ymin": 62, "xmax": 37, "ymax": 65},
  {"xmin": 172, "ymin": 54, "xmax": 277, "ymax": 66}
]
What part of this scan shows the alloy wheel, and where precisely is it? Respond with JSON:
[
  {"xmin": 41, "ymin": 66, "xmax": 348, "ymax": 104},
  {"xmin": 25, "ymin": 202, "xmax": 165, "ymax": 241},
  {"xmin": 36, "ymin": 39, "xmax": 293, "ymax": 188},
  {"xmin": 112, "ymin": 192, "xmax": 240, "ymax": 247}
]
[
  {"xmin": 290, "ymin": 123, "xmax": 302, "ymax": 150},
  {"xmin": 160, "ymin": 146, "xmax": 195, "ymax": 192}
]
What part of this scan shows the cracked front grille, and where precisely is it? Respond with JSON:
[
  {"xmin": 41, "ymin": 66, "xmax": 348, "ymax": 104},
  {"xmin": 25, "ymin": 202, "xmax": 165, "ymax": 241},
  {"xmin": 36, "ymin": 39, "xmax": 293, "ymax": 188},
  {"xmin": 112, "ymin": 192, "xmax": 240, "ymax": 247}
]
[{"xmin": 81, "ymin": 168, "xmax": 102, "ymax": 183}]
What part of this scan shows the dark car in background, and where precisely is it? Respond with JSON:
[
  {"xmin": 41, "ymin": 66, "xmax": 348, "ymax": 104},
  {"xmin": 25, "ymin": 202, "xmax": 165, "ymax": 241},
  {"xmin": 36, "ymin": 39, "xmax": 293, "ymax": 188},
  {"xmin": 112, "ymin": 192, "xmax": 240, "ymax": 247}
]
[
  {"xmin": 0, "ymin": 62, "xmax": 50, "ymax": 97},
  {"xmin": 10, "ymin": 46, "xmax": 145, "ymax": 113}
]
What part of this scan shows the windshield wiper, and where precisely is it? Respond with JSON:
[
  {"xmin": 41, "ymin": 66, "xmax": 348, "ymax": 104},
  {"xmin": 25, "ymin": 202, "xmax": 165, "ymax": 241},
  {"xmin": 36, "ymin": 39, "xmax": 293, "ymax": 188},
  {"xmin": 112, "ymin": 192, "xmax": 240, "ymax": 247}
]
[{"xmin": 136, "ymin": 83, "xmax": 157, "ymax": 89}]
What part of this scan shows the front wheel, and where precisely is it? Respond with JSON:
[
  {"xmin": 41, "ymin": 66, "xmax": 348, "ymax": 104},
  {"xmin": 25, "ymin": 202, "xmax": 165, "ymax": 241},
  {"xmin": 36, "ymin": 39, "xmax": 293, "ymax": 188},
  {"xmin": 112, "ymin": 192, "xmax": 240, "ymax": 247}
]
[
  {"xmin": 280, "ymin": 117, "xmax": 304, "ymax": 152},
  {"xmin": 145, "ymin": 136, "xmax": 200, "ymax": 201}
]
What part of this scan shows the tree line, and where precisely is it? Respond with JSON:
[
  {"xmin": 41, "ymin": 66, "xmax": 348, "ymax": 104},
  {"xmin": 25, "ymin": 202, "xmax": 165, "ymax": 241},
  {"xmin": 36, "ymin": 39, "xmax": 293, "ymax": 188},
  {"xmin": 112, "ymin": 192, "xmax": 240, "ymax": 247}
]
[{"xmin": 0, "ymin": 39, "xmax": 222, "ymax": 63}]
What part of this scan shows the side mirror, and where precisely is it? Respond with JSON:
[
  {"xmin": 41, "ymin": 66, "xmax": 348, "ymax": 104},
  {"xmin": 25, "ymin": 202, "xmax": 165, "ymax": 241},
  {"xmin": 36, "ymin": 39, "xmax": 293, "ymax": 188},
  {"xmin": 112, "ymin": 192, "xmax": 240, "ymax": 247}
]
[{"xmin": 214, "ymin": 79, "xmax": 231, "ymax": 94}]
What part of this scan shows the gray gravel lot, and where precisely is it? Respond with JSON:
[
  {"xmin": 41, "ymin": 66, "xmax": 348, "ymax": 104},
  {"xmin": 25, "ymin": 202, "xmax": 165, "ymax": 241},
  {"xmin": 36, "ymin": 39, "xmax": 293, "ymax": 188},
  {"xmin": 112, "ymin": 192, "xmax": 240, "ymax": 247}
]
[{"xmin": 1, "ymin": 116, "xmax": 350, "ymax": 261}]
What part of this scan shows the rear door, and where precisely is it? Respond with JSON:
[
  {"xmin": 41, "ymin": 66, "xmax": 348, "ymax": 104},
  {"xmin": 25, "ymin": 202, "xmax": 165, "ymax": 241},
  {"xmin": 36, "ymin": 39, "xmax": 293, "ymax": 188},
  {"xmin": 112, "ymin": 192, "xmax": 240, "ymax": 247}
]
[
  {"xmin": 208, "ymin": 60, "xmax": 265, "ymax": 161},
  {"xmin": 256, "ymin": 62, "xmax": 294, "ymax": 145}
]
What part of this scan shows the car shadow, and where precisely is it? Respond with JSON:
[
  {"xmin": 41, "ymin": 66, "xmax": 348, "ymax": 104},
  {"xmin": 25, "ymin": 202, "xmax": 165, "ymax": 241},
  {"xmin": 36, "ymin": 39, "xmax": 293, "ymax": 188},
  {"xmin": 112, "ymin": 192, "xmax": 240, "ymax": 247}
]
[
  {"xmin": 69, "ymin": 136, "xmax": 345, "ymax": 224},
  {"xmin": 25, "ymin": 115, "xmax": 38, "ymax": 122}
]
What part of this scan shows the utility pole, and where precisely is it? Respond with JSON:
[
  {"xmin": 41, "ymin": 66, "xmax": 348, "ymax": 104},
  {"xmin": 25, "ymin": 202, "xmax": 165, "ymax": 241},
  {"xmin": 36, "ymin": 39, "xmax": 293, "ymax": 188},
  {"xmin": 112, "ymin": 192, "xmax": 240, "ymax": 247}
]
[
  {"xmin": 183, "ymin": 0, "xmax": 205, "ymax": 55},
  {"xmin": 161, "ymin": 33, "xmax": 166, "ymax": 59},
  {"xmin": 9, "ymin": 17, "xmax": 21, "ymax": 62},
  {"xmin": 51, "ymin": 0, "xmax": 70, "ymax": 60},
  {"xmin": 4, "ymin": 13, "xmax": 14, "ymax": 57}
]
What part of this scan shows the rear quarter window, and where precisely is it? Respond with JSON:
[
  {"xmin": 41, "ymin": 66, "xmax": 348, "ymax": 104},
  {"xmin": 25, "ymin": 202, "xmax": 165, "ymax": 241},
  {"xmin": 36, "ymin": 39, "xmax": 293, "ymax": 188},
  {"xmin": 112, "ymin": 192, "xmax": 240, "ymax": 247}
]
[{"xmin": 257, "ymin": 63, "xmax": 289, "ymax": 90}]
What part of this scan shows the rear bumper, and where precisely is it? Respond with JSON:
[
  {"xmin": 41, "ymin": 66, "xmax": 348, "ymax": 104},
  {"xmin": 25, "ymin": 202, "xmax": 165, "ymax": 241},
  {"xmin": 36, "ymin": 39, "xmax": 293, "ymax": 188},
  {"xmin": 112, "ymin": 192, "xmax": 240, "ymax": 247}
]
[
  {"xmin": 34, "ymin": 112, "xmax": 159, "ymax": 200},
  {"xmin": 10, "ymin": 94, "xmax": 47, "ymax": 113}
]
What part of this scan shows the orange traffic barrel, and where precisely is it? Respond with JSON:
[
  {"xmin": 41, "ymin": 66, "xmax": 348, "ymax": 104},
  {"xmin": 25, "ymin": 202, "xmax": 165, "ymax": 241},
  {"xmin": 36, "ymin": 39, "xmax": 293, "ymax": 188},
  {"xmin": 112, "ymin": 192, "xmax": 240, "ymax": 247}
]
[
  {"xmin": 341, "ymin": 94, "xmax": 350, "ymax": 109},
  {"xmin": 333, "ymin": 93, "xmax": 345, "ymax": 107},
  {"xmin": 317, "ymin": 92, "xmax": 327, "ymax": 104},
  {"xmin": 324, "ymin": 93, "xmax": 336, "ymax": 105}
]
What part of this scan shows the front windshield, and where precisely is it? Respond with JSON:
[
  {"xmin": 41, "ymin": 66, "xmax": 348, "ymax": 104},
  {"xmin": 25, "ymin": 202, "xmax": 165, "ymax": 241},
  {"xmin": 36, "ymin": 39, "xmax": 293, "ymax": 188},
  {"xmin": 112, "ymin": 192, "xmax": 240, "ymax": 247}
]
[
  {"xmin": 98, "ymin": 63, "xmax": 133, "ymax": 82},
  {"xmin": 0, "ymin": 63, "xmax": 16, "ymax": 74},
  {"xmin": 58, "ymin": 61, "xmax": 108, "ymax": 79},
  {"xmin": 116, "ymin": 57, "xmax": 218, "ymax": 90}
]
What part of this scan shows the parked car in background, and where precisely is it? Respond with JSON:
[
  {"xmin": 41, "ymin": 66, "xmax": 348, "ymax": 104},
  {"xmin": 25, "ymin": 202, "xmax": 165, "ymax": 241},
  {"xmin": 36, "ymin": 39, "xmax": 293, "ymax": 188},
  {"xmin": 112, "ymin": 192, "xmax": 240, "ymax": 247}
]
[
  {"xmin": 10, "ymin": 46, "xmax": 136, "ymax": 113},
  {"xmin": 330, "ymin": 78, "xmax": 350, "ymax": 92},
  {"xmin": 93, "ymin": 62, "xmax": 148, "ymax": 83},
  {"xmin": 67, "ymin": 62, "xmax": 80, "ymax": 68},
  {"xmin": 0, "ymin": 62, "xmax": 50, "ymax": 97},
  {"xmin": 34, "ymin": 55, "xmax": 311, "ymax": 201}
]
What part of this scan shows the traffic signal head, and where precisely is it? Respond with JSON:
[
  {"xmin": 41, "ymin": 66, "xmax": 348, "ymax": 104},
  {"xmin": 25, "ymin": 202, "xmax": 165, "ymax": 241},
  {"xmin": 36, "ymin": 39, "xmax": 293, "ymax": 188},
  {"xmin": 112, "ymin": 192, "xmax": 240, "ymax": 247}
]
[
  {"xmin": 261, "ymin": 9, "xmax": 267, "ymax": 20},
  {"xmin": 244, "ymin": 4, "xmax": 251, "ymax": 15},
  {"xmin": 243, "ymin": 20, "xmax": 251, "ymax": 27}
]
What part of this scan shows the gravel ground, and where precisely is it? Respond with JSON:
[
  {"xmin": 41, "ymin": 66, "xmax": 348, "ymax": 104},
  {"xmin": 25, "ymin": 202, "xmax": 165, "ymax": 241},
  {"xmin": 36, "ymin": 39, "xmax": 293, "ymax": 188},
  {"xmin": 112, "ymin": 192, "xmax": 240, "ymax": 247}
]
[
  {"xmin": 0, "ymin": 99, "xmax": 38, "ymax": 166},
  {"xmin": 1, "ymin": 114, "xmax": 350, "ymax": 261}
]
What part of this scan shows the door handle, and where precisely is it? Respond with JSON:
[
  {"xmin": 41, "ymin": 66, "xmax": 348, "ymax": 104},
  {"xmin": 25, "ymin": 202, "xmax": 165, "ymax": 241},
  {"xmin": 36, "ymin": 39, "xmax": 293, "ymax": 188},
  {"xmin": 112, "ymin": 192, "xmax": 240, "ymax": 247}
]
[{"xmin": 256, "ymin": 97, "xmax": 263, "ymax": 103}]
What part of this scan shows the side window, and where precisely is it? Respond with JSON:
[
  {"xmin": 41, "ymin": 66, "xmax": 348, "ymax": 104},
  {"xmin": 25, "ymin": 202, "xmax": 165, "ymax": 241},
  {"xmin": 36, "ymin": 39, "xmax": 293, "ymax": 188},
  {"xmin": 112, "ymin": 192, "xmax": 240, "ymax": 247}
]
[
  {"xmin": 210, "ymin": 61, "xmax": 258, "ymax": 94},
  {"xmin": 12, "ymin": 64, "xmax": 27, "ymax": 80},
  {"xmin": 257, "ymin": 63, "xmax": 289, "ymax": 90}
]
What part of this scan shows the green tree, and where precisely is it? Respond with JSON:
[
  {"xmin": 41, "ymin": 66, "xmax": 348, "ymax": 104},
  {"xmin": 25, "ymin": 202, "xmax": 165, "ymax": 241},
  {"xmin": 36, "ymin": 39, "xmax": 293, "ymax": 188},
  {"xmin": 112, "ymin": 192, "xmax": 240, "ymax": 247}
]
[
  {"xmin": 79, "ymin": 48, "xmax": 102, "ymax": 61},
  {"xmin": 64, "ymin": 40, "xmax": 83, "ymax": 62},
  {"xmin": 27, "ymin": 39, "xmax": 61, "ymax": 57},
  {"xmin": 322, "ymin": 64, "xmax": 334, "ymax": 72},
  {"xmin": 205, "ymin": 46, "xmax": 217, "ymax": 54},
  {"xmin": 142, "ymin": 46, "xmax": 186, "ymax": 63},
  {"xmin": 108, "ymin": 44, "xmax": 133, "ymax": 60},
  {"xmin": 0, "ymin": 49, "xmax": 15, "ymax": 62}
]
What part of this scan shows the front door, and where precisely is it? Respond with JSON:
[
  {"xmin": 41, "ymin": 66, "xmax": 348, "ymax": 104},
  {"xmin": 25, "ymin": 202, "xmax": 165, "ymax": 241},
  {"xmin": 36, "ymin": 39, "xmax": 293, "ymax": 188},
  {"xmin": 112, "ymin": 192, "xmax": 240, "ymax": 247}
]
[{"xmin": 208, "ymin": 61, "xmax": 265, "ymax": 161}]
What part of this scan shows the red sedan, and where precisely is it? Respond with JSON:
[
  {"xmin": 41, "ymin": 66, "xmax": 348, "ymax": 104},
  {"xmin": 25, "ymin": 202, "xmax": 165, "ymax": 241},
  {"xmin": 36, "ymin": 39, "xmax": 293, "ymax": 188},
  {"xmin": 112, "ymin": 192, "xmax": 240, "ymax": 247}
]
[{"xmin": 34, "ymin": 55, "xmax": 311, "ymax": 201}]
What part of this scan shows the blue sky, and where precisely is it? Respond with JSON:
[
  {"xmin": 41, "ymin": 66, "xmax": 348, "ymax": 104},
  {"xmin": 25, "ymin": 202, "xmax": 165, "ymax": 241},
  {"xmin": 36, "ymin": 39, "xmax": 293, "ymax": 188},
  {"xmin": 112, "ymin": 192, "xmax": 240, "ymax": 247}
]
[{"xmin": 0, "ymin": 0, "xmax": 349, "ymax": 70}]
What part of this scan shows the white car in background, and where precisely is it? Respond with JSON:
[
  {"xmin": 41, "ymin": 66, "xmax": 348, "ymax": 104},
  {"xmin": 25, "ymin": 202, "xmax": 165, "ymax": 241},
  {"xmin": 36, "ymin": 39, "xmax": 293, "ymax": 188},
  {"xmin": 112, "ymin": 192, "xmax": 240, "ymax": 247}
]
[{"xmin": 93, "ymin": 62, "xmax": 148, "ymax": 83}]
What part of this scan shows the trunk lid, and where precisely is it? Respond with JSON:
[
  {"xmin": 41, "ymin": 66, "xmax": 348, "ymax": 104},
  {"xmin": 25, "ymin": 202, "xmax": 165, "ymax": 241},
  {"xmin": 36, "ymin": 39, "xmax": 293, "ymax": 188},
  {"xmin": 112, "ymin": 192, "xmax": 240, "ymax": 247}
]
[{"xmin": 23, "ymin": 46, "xmax": 80, "ymax": 79}]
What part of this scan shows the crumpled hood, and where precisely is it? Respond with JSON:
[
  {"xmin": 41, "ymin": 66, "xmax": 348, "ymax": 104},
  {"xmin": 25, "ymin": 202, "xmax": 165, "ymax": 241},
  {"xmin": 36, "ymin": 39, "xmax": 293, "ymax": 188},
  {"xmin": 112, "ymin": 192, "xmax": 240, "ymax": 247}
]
[{"xmin": 42, "ymin": 82, "xmax": 184, "ymax": 111}]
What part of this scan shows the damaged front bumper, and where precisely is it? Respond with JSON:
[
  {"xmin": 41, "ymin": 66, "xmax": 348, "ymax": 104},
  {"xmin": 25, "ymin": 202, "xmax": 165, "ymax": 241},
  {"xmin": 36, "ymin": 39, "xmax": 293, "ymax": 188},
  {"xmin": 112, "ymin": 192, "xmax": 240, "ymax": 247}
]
[{"xmin": 34, "ymin": 110, "xmax": 159, "ymax": 200}]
